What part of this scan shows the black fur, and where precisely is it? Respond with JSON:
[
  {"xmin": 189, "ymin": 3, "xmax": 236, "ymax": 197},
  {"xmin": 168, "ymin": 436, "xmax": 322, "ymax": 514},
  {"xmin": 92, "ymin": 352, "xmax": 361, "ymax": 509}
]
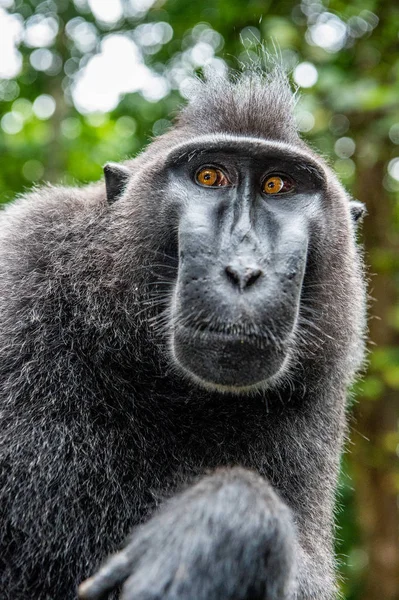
[{"xmin": 0, "ymin": 68, "xmax": 366, "ymax": 599}]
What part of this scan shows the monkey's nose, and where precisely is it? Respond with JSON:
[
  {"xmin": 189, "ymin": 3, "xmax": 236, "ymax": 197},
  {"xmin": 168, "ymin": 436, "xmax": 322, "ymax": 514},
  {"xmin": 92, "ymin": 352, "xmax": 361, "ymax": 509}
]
[{"xmin": 225, "ymin": 264, "xmax": 263, "ymax": 291}]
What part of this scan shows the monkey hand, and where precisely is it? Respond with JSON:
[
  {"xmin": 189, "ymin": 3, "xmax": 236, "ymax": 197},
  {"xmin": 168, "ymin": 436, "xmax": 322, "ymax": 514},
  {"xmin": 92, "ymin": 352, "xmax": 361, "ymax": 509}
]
[{"xmin": 78, "ymin": 467, "xmax": 296, "ymax": 600}]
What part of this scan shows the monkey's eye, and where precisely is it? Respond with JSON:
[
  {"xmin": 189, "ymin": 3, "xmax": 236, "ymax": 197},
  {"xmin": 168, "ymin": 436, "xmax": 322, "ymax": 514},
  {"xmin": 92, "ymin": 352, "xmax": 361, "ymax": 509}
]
[
  {"xmin": 262, "ymin": 175, "xmax": 294, "ymax": 195},
  {"xmin": 196, "ymin": 167, "xmax": 230, "ymax": 187}
]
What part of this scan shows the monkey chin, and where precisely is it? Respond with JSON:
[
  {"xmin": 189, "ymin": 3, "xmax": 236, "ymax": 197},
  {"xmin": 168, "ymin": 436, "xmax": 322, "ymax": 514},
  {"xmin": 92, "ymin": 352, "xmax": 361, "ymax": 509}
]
[{"xmin": 171, "ymin": 325, "xmax": 292, "ymax": 395}]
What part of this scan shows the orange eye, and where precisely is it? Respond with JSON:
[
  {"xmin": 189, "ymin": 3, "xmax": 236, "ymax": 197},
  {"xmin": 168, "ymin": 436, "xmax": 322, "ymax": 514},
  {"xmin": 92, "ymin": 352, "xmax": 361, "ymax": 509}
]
[
  {"xmin": 262, "ymin": 175, "xmax": 294, "ymax": 195},
  {"xmin": 196, "ymin": 167, "xmax": 229, "ymax": 187}
]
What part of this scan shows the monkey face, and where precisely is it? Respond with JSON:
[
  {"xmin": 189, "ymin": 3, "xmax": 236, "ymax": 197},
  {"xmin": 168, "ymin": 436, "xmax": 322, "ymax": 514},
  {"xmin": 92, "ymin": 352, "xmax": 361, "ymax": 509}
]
[{"xmin": 149, "ymin": 135, "xmax": 329, "ymax": 393}]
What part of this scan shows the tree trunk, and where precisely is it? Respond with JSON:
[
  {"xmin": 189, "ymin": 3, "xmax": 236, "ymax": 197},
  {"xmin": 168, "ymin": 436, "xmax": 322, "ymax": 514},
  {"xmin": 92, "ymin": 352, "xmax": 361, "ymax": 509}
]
[{"xmin": 352, "ymin": 157, "xmax": 399, "ymax": 600}]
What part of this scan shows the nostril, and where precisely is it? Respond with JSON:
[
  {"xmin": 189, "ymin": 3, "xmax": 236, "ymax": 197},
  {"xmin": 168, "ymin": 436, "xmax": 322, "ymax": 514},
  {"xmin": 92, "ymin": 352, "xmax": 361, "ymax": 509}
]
[
  {"xmin": 246, "ymin": 269, "xmax": 262, "ymax": 288},
  {"xmin": 225, "ymin": 265, "xmax": 241, "ymax": 286},
  {"xmin": 225, "ymin": 265, "xmax": 263, "ymax": 290}
]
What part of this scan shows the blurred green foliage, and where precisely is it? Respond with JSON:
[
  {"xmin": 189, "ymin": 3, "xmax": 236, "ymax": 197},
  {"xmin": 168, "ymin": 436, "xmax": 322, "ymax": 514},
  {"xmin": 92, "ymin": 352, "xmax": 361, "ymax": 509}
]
[{"xmin": 0, "ymin": 0, "xmax": 398, "ymax": 598}]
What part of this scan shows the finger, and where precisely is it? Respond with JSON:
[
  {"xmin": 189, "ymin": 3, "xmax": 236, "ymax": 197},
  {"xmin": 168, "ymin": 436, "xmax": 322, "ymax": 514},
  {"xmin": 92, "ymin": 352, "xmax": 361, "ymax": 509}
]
[{"xmin": 78, "ymin": 550, "xmax": 133, "ymax": 599}]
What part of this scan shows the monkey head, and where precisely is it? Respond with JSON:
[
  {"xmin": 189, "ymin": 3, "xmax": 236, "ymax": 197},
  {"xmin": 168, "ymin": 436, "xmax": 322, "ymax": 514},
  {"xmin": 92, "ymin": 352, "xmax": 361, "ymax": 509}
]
[{"xmin": 103, "ymin": 77, "xmax": 365, "ymax": 395}]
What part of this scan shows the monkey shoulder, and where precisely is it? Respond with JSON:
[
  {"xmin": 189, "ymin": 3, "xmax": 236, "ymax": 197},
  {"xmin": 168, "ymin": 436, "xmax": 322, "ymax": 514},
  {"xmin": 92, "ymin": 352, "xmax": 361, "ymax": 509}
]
[
  {"xmin": 0, "ymin": 182, "xmax": 110, "ymax": 278},
  {"xmin": 1, "ymin": 182, "xmax": 106, "ymax": 247},
  {"xmin": 0, "ymin": 183, "xmax": 112, "ymax": 349}
]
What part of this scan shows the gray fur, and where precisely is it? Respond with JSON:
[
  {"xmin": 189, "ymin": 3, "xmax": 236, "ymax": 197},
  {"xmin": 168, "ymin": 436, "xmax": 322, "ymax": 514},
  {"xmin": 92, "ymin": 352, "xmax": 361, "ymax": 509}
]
[{"xmin": 0, "ymin": 67, "xmax": 367, "ymax": 599}]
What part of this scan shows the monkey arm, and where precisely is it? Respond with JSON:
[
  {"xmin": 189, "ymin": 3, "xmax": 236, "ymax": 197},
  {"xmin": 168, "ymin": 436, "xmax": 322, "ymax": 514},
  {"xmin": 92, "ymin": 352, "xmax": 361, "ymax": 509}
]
[{"xmin": 79, "ymin": 467, "xmax": 335, "ymax": 600}]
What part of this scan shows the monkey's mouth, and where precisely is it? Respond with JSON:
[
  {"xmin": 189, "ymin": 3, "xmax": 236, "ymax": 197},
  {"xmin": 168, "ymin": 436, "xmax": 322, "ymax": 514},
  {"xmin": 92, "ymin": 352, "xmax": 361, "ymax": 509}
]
[
  {"xmin": 181, "ymin": 322, "xmax": 270, "ymax": 349},
  {"xmin": 171, "ymin": 321, "xmax": 291, "ymax": 391}
]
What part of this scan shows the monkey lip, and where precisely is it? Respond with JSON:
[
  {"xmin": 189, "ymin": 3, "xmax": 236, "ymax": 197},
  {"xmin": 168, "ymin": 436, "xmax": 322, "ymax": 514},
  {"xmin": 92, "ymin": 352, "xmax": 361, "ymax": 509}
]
[
  {"xmin": 172, "ymin": 323, "xmax": 289, "ymax": 389},
  {"xmin": 177, "ymin": 323, "xmax": 269, "ymax": 348}
]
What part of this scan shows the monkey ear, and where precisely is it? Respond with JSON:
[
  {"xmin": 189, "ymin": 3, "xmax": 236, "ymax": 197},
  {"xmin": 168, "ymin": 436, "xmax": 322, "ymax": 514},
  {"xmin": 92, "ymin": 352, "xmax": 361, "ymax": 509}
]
[
  {"xmin": 349, "ymin": 200, "xmax": 366, "ymax": 224},
  {"xmin": 103, "ymin": 163, "xmax": 130, "ymax": 204}
]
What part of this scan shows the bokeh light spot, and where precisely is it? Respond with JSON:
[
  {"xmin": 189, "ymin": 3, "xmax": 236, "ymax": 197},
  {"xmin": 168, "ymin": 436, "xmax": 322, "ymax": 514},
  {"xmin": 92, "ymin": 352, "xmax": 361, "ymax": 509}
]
[
  {"xmin": 389, "ymin": 124, "xmax": 399, "ymax": 145},
  {"xmin": 33, "ymin": 94, "xmax": 56, "ymax": 120},
  {"xmin": 308, "ymin": 13, "xmax": 347, "ymax": 53},
  {"xmin": 30, "ymin": 48, "xmax": 53, "ymax": 71},
  {"xmin": 329, "ymin": 114, "xmax": 350, "ymax": 136},
  {"xmin": 22, "ymin": 160, "xmax": 44, "ymax": 181},
  {"xmin": 1, "ymin": 111, "xmax": 23, "ymax": 134},
  {"xmin": 88, "ymin": 0, "xmax": 123, "ymax": 24},
  {"xmin": 66, "ymin": 18, "xmax": 98, "ymax": 53},
  {"xmin": 152, "ymin": 118, "xmax": 171, "ymax": 136},
  {"xmin": 295, "ymin": 110, "xmax": 315, "ymax": 133},
  {"xmin": 0, "ymin": 8, "xmax": 23, "ymax": 78},
  {"xmin": 24, "ymin": 15, "xmax": 59, "ymax": 48},
  {"xmin": 61, "ymin": 117, "xmax": 82, "ymax": 139},
  {"xmin": 388, "ymin": 158, "xmax": 399, "ymax": 182},
  {"xmin": 240, "ymin": 26, "xmax": 261, "ymax": 48},
  {"xmin": 0, "ymin": 80, "xmax": 19, "ymax": 101},
  {"xmin": 190, "ymin": 42, "xmax": 214, "ymax": 67},
  {"xmin": 335, "ymin": 158, "xmax": 356, "ymax": 179},
  {"xmin": 334, "ymin": 137, "xmax": 356, "ymax": 159},
  {"xmin": 293, "ymin": 62, "xmax": 318, "ymax": 88},
  {"xmin": 12, "ymin": 98, "xmax": 32, "ymax": 120},
  {"xmin": 115, "ymin": 116, "xmax": 137, "ymax": 138}
]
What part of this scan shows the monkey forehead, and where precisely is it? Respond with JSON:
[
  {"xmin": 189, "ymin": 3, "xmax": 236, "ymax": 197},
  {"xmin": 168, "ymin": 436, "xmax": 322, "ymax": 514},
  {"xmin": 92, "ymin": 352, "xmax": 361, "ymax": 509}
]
[{"xmin": 163, "ymin": 133, "xmax": 327, "ymax": 183}]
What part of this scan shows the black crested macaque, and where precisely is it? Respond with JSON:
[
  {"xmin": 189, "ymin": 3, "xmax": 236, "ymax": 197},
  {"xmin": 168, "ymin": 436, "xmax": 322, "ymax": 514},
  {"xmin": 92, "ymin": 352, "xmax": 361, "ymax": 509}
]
[{"xmin": 0, "ymin": 68, "xmax": 366, "ymax": 599}]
